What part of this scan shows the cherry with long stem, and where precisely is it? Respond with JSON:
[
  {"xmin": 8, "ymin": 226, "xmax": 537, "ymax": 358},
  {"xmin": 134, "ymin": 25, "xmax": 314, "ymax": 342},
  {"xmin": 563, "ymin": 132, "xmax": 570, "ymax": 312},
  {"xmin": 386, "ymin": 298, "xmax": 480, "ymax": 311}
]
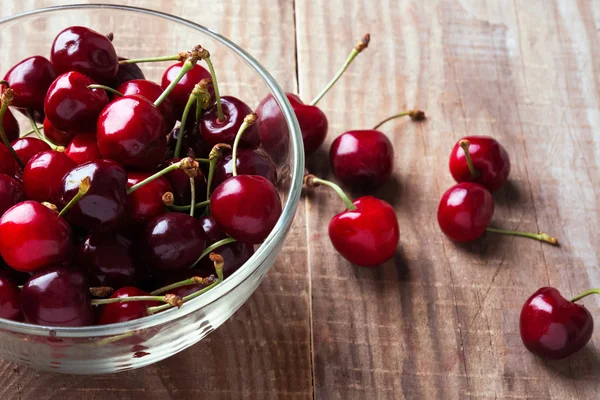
[
  {"xmin": 150, "ymin": 275, "xmax": 216, "ymax": 296},
  {"xmin": 570, "ymin": 289, "xmax": 600, "ymax": 303},
  {"xmin": 118, "ymin": 51, "xmax": 189, "ymax": 65},
  {"xmin": 372, "ymin": 109, "xmax": 426, "ymax": 130},
  {"xmin": 206, "ymin": 144, "xmax": 231, "ymax": 200},
  {"xmin": 127, "ymin": 157, "xmax": 199, "ymax": 195},
  {"xmin": 231, "ymin": 113, "xmax": 258, "ymax": 176},
  {"xmin": 26, "ymin": 111, "xmax": 64, "ymax": 152},
  {"xmin": 459, "ymin": 139, "xmax": 479, "ymax": 179},
  {"xmin": 305, "ymin": 175, "xmax": 356, "ymax": 211},
  {"xmin": 189, "ymin": 238, "xmax": 236, "ymax": 268},
  {"xmin": 485, "ymin": 227, "xmax": 558, "ymax": 244},
  {"xmin": 154, "ymin": 46, "xmax": 205, "ymax": 108},
  {"xmin": 0, "ymin": 89, "xmax": 24, "ymax": 169},
  {"xmin": 91, "ymin": 293, "xmax": 182, "ymax": 307},
  {"xmin": 58, "ymin": 177, "xmax": 91, "ymax": 218}
]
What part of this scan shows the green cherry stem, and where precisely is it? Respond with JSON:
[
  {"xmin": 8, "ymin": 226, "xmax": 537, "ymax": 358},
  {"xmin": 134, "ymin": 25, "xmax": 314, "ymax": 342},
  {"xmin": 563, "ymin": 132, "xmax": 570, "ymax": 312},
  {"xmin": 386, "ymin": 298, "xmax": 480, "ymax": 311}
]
[
  {"xmin": 195, "ymin": 158, "xmax": 210, "ymax": 164},
  {"xmin": 189, "ymin": 177, "xmax": 196, "ymax": 216},
  {"xmin": 150, "ymin": 275, "xmax": 216, "ymax": 296},
  {"xmin": 202, "ymin": 55, "xmax": 224, "ymax": 122},
  {"xmin": 87, "ymin": 84, "xmax": 123, "ymax": 97},
  {"xmin": 162, "ymin": 192, "xmax": 210, "ymax": 212},
  {"xmin": 206, "ymin": 144, "xmax": 231, "ymax": 200},
  {"xmin": 372, "ymin": 109, "xmax": 426, "ymax": 130},
  {"xmin": 459, "ymin": 139, "xmax": 479, "ymax": 179},
  {"xmin": 21, "ymin": 125, "xmax": 43, "ymax": 137},
  {"xmin": 0, "ymin": 89, "xmax": 24, "ymax": 169},
  {"xmin": 174, "ymin": 84, "xmax": 203, "ymax": 158},
  {"xmin": 118, "ymin": 52, "xmax": 188, "ymax": 64},
  {"xmin": 91, "ymin": 294, "xmax": 182, "ymax": 307},
  {"xmin": 58, "ymin": 177, "xmax": 91, "ymax": 218},
  {"xmin": 27, "ymin": 111, "xmax": 64, "ymax": 152},
  {"xmin": 127, "ymin": 157, "xmax": 199, "ymax": 195},
  {"xmin": 304, "ymin": 174, "xmax": 357, "ymax": 211},
  {"xmin": 189, "ymin": 238, "xmax": 236, "ymax": 268},
  {"xmin": 232, "ymin": 113, "xmax": 258, "ymax": 176},
  {"xmin": 154, "ymin": 46, "xmax": 205, "ymax": 108},
  {"xmin": 309, "ymin": 33, "xmax": 370, "ymax": 106},
  {"xmin": 485, "ymin": 227, "xmax": 558, "ymax": 245},
  {"xmin": 570, "ymin": 289, "xmax": 600, "ymax": 303}
]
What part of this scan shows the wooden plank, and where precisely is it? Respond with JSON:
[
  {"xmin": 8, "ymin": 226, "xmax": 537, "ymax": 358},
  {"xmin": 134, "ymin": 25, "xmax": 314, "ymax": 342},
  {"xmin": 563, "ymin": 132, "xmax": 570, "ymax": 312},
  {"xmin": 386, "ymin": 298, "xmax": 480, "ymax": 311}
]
[{"xmin": 295, "ymin": 0, "xmax": 600, "ymax": 399}]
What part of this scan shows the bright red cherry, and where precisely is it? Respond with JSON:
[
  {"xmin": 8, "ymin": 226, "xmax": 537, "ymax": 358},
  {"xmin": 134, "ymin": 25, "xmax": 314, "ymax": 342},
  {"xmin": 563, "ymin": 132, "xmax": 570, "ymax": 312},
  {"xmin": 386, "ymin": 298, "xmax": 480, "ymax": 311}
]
[
  {"xmin": 520, "ymin": 287, "xmax": 594, "ymax": 359},
  {"xmin": 0, "ymin": 144, "xmax": 16, "ymax": 177},
  {"xmin": 44, "ymin": 71, "xmax": 109, "ymax": 133},
  {"xmin": 213, "ymin": 149, "xmax": 277, "ymax": 188},
  {"xmin": 161, "ymin": 61, "xmax": 212, "ymax": 116},
  {"xmin": 200, "ymin": 96, "xmax": 261, "ymax": 149},
  {"xmin": 127, "ymin": 172, "xmax": 172, "ymax": 226},
  {"xmin": 97, "ymin": 287, "xmax": 160, "ymax": 324},
  {"xmin": 96, "ymin": 95, "xmax": 168, "ymax": 170},
  {"xmin": 210, "ymin": 175, "xmax": 282, "ymax": 244},
  {"xmin": 0, "ymin": 276, "xmax": 22, "ymax": 321},
  {"xmin": 0, "ymin": 174, "xmax": 25, "ymax": 216},
  {"xmin": 23, "ymin": 150, "xmax": 76, "ymax": 203},
  {"xmin": 287, "ymin": 93, "xmax": 328, "ymax": 155},
  {"xmin": 0, "ymin": 201, "xmax": 72, "ymax": 272},
  {"xmin": 22, "ymin": 266, "xmax": 94, "ymax": 327},
  {"xmin": 11, "ymin": 137, "xmax": 51, "ymax": 166},
  {"xmin": 51, "ymin": 26, "xmax": 118, "ymax": 83},
  {"xmin": 163, "ymin": 158, "xmax": 207, "ymax": 206},
  {"xmin": 3, "ymin": 56, "xmax": 56, "ymax": 122},
  {"xmin": 65, "ymin": 133, "xmax": 102, "ymax": 164},
  {"xmin": 117, "ymin": 79, "xmax": 177, "ymax": 130},
  {"xmin": 59, "ymin": 159, "xmax": 128, "ymax": 231},
  {"xmin": 110, "ymin": 57, "xmax": 145, "ymax": 88},
  {"xmin": 43, "ymin": 117, "xmax": 74, "ymax": 146},
  {"xmin": 449, "ymin": 137, "xmax": 511, "ymax": 192}
]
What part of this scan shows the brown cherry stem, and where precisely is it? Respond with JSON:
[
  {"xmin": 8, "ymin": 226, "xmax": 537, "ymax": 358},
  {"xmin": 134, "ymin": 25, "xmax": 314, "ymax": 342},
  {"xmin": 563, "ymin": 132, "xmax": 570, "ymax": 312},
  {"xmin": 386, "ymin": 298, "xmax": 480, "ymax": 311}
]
[
  {"xmin": 0, "ymin": 89, "xmax": 24, "ymax": 169},
  {"xmin": 570, "ymin": 289, "xmax": 600, "ymax": 303},
  {"xmin": 206, "ymin": 143, "xmax": 231, "ymax": 200},
  {"xmin": 372, "ymin": 109, "xmax": 426, "ymax": 130},
  {"xmin": 154, "ymin": 46, "xmax": 205, "ymax": 107},
  {"xmin": 91, "ymin": 294, "xmax": 183, "ymax": 307},
  {"xmin": 189, "ymin": 238, "xmax": 236, "ymax": 268},
  {"xmin": 127, "ymin": 157, "xmax": 199, "ymax": 195},
  {"xmin": 58, "ymin": 177, "xmax": 91, "ymax": 218},
  {"xmin": 87, "ymin": 84, "xmax": 123, "ymax": 97},
  {"xmin": 27, "ymin": 111, "xmax": 64, "ymax": 152},
  {"xmin": 150, "ymin": 275, "xmax": 216, "ymax": 295},
  {"xmin": 485, "ymin": 227, "xmax": 558, "ymax": 245},
  {"xmin": 304, "ymin": 174, "xmax": 357, "ymax": 211},
  {"xmin": 89, "ymin": 286, "xmax": 114, "ymax": 298},
  {"xmin": 232, "ymin": 113, "xmax": 258, "ymax": 176},
  {"xmin": 309, "ymin": 33, "xmax": 370, "ymax": 106},
  {"xmin": 459, "ymin": 140, "xmax": 479, "ymax": 179}
]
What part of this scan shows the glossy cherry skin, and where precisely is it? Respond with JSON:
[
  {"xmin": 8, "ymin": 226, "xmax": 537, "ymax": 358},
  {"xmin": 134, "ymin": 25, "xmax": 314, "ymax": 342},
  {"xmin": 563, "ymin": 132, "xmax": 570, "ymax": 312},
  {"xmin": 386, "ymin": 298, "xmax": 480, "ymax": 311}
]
[
  {"xmin": 23, "ymin": 150, "xmax": 76, "ymax": 203},
  {"xmin": 98, "ymin": 287, "xmax": 160, "ymax": 325},
  {"xmin": 11, "ymin": 137, "xmax": 51, "ymax": 166},
  {"xmin": 255, "ymin": 93, "xmax": 290, "ymax": 163},
  {"xmin": 0, "ymin": 276, "xmax": 22, "ymax": 321},
  {"xmin": 143, "ymin": 213, "xmax": 206, "ymax": 271},
  {"xmin": 0, "ymin": 144, "xmax": 16, "ymax": 177},
  {"xmin": 520, "ymin": 287, "xmax": 593, "ymax": 359},
  {"xmin": 76, "ymin": 232, "xmax": 138, "ymax": 288},
  {"xmin": 199, "ymin": 96, "xmax": 261, "ymax": 149},
  {"xmin": 210, "ymin": 175, "xmax": 282, "ymax": 244},
  {"xmin": 3, "ymin": 56, "xmax": 56, "ymax": 122},
  {"xmin": 213, "ymin": 149, "xmax": 277, "ymax": 188},
  {"xmin": 65, "ymin": 133, "xmax": 102, "ymax": 164},
  {"xmin": 44, "ymin": 71, "xmax": 109, "ymax": 133},
  {"xmin": 97, "ymin": 95, "xmax": 168, "ymax": 170},
  {"xmin": 330, "ymin": 130, "xmax": 393, "ymax": 192},
  {"xmin": 117, "ymin": 80, "xmax": 176, "ymax": 131},
  {"xmin": 43, "ymin": 117, "xmax": 74, "ymax": 146},
  {"xmin": 22, "ymin": 266, "xmax": 94, "ymax": 327},
  {"xmin": 161, "ymin": 62, "xmax": 212, "ymax": 116},
  {"xmin": 0, "ymin": 174, "xmax": 25, "ymax": 216},
  {"xmin": 51, "ymin": 26, "xmax": 118, "ymax": 83},
  {"xmin": 449, "ymin": 136, "xmax": 511, "ymax": 192},
  {"xmin": 437, "ymin": 182, "xmax": 494, "ymax": 242},
  {"xmin": 59, "ymin": 159, "xmax": 128, "ymax": 231},
  {"xmin": 328, "ymin": 196, "xmax": 399, "ymax": 267},
  {"xmin": 164, "ymin": 158, "xmax": 207, "ymax": 206},
  {"xmin": 0, "ymin": 201, "xmax": 72, "ymax": 272},
  {"xmin": 110, "ymin": 57, "xmax": 145, "ymax": 88},
  {"xmin": 127, "ymin": 172, "xmax": 172, "ymax": 226},
  {"xmin": 0, "ymin": 105, "xmax": 19, "ymax": 143}
]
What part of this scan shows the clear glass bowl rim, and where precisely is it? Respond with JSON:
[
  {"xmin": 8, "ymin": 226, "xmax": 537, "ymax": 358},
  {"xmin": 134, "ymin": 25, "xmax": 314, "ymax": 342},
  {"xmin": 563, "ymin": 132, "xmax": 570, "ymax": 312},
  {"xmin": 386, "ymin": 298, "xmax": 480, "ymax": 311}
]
[{"xmin": 0, "ymin": 3, "xmax": 304, "ymax": 337}]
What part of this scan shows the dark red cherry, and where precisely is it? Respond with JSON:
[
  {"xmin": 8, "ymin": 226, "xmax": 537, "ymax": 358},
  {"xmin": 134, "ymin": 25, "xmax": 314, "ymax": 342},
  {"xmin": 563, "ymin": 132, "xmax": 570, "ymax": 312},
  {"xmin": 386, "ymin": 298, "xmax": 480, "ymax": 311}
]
[
  {"xmin": 59, "ymin": 159, "xmax": 128, "ymax": 231},
  {"xmin": 143, "ymin": 213, "xmax": 206, "ymax": 271},
  {"xmin": 0, "ymin": 144, "xmax": 16, "ymax": 177},
  {"xmin": 0, "ymin": 104, "xmax": 19, "ymax": 143},
  {"xmin": 51, "ymin": 26, "xmax": 118, "ymax": 83},
  {"xmin": 0, "ymin": 259, "xmax": 30, "ymax": 285},
  {"xmin": 3, "ymin": 56, "xmax": 56, "ymax": 122},
  {"xmin": 22, "ymin": 266, "xmax": 94, "ymax": 326},
  {"xmin": 161, "ymin": 62, "xmax": 212, "ymax": 116},
  {"xmin": 127, "ymin": 172, "xmax": 172, "ymax": 226},
  {"xmin": 255, "ymin": 94, "xmax": 289, "ymax": 163},
  {"xmin": 213, "ymin": 149, "xmax": 277, "ymax": 188},
  {"xmin": 76, "ymin": 232, "xmax": 138, "ymax": 288},
  {"xmin": 0, "ymin": 201, "xmax": 72, "ymax": 272},
  {"xmin": 0, "ymin": 276, "xmax": 22, "ymax": 321},
  {"xmin": 65, "ymin": 133, "xmax": 102, "ymax": 165},
  {"xmin": 110, "ymin": 57, "xmax": 145, "ymax": 88},
  {"xmin": 163, "ymin": 158, "xmax": 207, "ymax": 206},
  {"xmin": 210, "ymin": 175, "xmax": 282, "ymax": 244},
  {"xmin": 198, "ymin": 215, "xmax": 226, "ymax": 243},
  {"xmin": 167, "ymin": 124, "xmax": 207, "ymax": 159},
  {"xmin": 44, "ymin": 71, "xmax": 109, "ymax": 133},
  {"xmin": 288, "ymin": 93, "xmax": 327, "ymax": 155},
  {"xmin": 0, "ymin": 174, "xmax": 25, "ymax": 216},
  {"xmin": 98, "ymin": 287, "xmax": 160, "ymax": 324},
  {"xmin": 449, "ymin": 136, "xmax": 511, "ymax": 192},
  {"xmin": 43, "ymin": 117, "xmax": 74, "ymax": 146},
  {"xmin": 23, "ymin": 150, "xmax": 76, "ymax": 203},
  {"xmin": 199, "ymin": 96, "xmax": 260, "ymax": 149},
  {"xmin": 11, "ymin": 137, "xmax": 51, "ymax": 166},
  {"xmin": 437, "ymin": 182, "xmax": 494, "ymax": 242},
  {"xmin": 520, "ymin": 287, "xmax": 593, "ymax": 359},
  {"xmin": 117, "ymin": 80, "xmax": 176, "ymax": 131},
  {"xmin": 330, "ymin": 129, "xmax": 393, "ymax": 192},
  {"xmin": 96, "ymin": 95, "xmax": 167, "ymax": 170}
]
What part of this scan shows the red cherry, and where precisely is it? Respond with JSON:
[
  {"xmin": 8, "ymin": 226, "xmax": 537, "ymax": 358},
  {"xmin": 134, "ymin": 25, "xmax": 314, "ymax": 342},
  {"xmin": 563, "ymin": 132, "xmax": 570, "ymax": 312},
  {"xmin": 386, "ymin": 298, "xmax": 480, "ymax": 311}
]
[
  {"xmin": 287, "ymin": 93, "xmax": 328, "ymax": 155},
  {"xmin": 117, "ymin": 79, "xmax": 177, "ymax": 130},
  {"xmin": 51, "ymin": 26, "xmax": 118, "ymax": 83},
  {"xmin": 97, "ymin": 287, "xmax": 160, "ymax": 324},
  {"xmin": 0, "ymin": 144, "xmax": 16, "ymax": 177},
  {"xmin": 127, "ymin": 172, "xmax": 172, "ymax": 226},
  {"xmin": 0, "ymin": 173, "xmax": 25, "ymax": 216},
  {"xmin": 210, "ymin": 175, "xmax": 282, "ymax": 244},
  {"xmin": 520, "ymin": 287, "xmax": 594, "ymax": 359},
  {"xmin": 449, "ymin": 137, "xmax": 511, "ymax": 192},
  {"xmin": 96, "ymin": 95, "xmax": 168, "ymax": 170},
  {"xmin": 22, "ymin": 266, "xmax": 94, "ymax": 327},
  {"xmin": 199, "ymin": 96, "xmax": 261, "ymax": 149},
  {"xmin": 23, "ymin": 150, "xmax": 76, "ymax": 203},
  {"xmin": 163, "ymin": 158, "xmax": 207, "ymax": 206},
  {"xmin": 0, "ymin": 201, "xmax": 72, "ymax": 272},
  {"xmin": 3, "ymin": 56, "xmax": 56, "ymax": 122},
  {"xmin": 59, "ymin": 159, "xmax": 128, "ymax": 231},
  {"xmin": 255, "ymin": 94, "xmax": 290, "ymax": 163},
  {"xmin": 109, "ymin": 57, "xmax": 145, "ymax": 88},
  {"xmin": 161, "ymin": 61, "xmax": 212, "ymax": 116},
  {"xmin": 213, "ymin": 149, "xmax": 277, "ymax": 188},
  {"xmin": 11, "ymin": 137, "xmax": 51, "ymax": 166},
  {"xmin": 167, "ymin": 124, "xmax": 207, "ymax": 159},
  {"xmin": 43, "ymin": 117, "xmax": 74, "ymax": 146},
  {"xmin": 0, "ymin": 104, "xmax": 19, "ymax": 143},
  {"xmin": 44, "ymin": 71, "xmax": 109, "ymax": 133},
  {"xmin": 0, "ymin": 276, "xmax": 22, "ymax": 321},
  {"xmin": 65, "ymin": 133, "xmax": 102, "ymax": 165},
  {"xmin": 199, "ymin": 215, "xmax": 226, "ymax": 242}
]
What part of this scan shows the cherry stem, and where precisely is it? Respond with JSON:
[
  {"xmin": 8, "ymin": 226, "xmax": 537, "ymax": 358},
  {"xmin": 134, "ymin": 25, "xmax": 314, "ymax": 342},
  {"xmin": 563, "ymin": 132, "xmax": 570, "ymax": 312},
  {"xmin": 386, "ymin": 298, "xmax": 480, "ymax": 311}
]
[
  {"xmin": 58, "ymin": 177, "xmax": 91, "ymax": 218},
  {"xmin": 87, "ymin": 84, "xmax": 123, "ymax": 97},
  {"xmin": 304, "ymin": 174, "xmax": 357, "ymax": 211},
  {"xmin": 570, "ymin": 289, "xmax": 600, "ymax": 303},
  {"xmin": 189, "ymin": 177, "xmax": 196, "ymax": 216},
  {"xmin": 119, "ymin": 53, "xmax": 187, "ymax": 64},
  {"xmin": 309, "ymin": 33, "xmax": 370, "ymax": 106},
  {"xmin": 154, "ymin": 46, "xmax": 206, "ymax": 108},
  {"xmin": 127, "ymin": 157, "xmax": 199, "ymax": 195},
  {"xmin": 91, "ymin": 294, "xmax": 183, "ymax": 308},
  {"xmin": 459, "ymin": 140, "xmax": 479, "ymax": 179},
  {"xmin": 203, "ymin": 57, "xmax": 224, "ymax": 122},
  {"xmin": 174, "ymin": 88, "xmax": 201, "ymax": 158},
  {"xmin": 206, "ymin": 144, "xmax": 231, "ymax": 200},
  {"xmin": 21, "ymin": 125, "xmax": 43, "ymax": 137},
  {"xmin": 189, "ymin": 237, "xmax": 236, "ymax": 268},
  {"xmin": 165, "ymin": 199, "xmax": 210, "ymax": 212},
  {"xmin": 0, "ymin": 80, "xmax": 8, "ymax": 88},
  {"xmin": 195, "ymin": 158, "xmax": 210, "ymax": 164},
  {"xmin": 149, "ymin": 275, "xmax": 216, "ymax": 295},
  {"xmin": 232, "ymin": 113, "xmax": 258, "ymax": 176},
  {"xmin": 485, "ymin": 227, "xmax": 558, "ymax": 245},
  {"xmin": 149, "ymin": 254, "xmax": 225, "ymax": 315},
  {"xmin": 372, "ymin": 110, "xmax": 426, "ymax": 130},
  {"xmin": 0, "ymin": 89, "xmax": 24, "ymax": 169},
  {"xmin": 27, "ymin": 111, "xmax": 63, "ymax": 152}
]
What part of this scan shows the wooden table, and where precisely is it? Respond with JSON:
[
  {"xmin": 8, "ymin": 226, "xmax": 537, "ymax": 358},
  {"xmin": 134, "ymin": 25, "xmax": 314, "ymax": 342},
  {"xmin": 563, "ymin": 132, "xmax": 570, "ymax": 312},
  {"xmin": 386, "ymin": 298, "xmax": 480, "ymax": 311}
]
[{"xmin": 2, "ymin": 0, "xmax": 600, "ymax": 399}]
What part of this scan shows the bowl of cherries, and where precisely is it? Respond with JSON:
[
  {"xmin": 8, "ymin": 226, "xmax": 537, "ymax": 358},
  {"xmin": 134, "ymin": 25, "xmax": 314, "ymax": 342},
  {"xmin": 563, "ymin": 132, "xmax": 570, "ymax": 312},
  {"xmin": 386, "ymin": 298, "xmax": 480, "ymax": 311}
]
[{"xmin": 0, "ymin": 5, "xmax": 304, "ymax": 373}]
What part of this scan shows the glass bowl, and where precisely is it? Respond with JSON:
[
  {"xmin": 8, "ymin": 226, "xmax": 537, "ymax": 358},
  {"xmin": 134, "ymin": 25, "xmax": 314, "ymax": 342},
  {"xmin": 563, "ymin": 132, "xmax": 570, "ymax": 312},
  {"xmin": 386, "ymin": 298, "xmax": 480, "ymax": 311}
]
[{"xmin": 0, "ymin": 4, "xmax": 303, "ymax": 374}]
